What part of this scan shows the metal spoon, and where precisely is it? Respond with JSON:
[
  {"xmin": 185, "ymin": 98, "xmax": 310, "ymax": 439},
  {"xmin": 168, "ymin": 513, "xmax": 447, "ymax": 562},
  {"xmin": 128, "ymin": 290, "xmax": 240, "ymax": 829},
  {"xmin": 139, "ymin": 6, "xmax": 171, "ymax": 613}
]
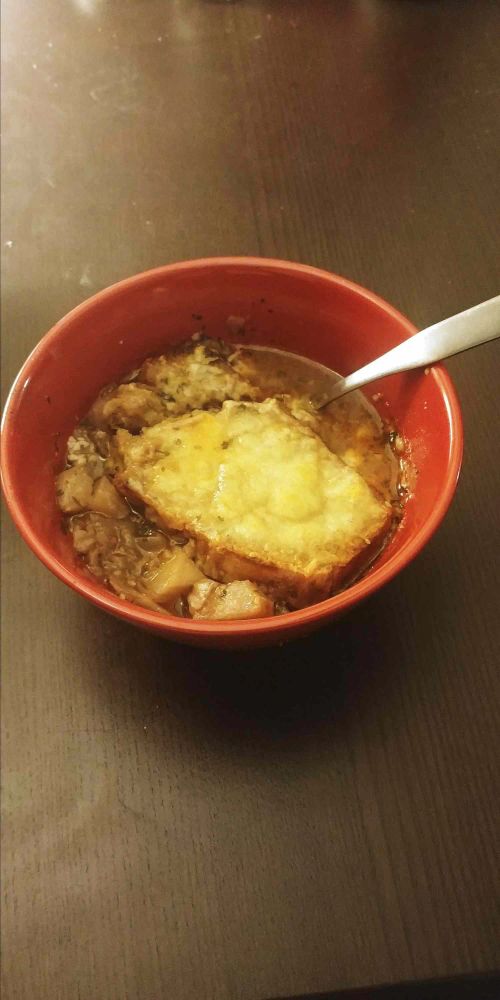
[{"xmin": 244, "ymin": 295, "xmax": 500, "ymax": 408}]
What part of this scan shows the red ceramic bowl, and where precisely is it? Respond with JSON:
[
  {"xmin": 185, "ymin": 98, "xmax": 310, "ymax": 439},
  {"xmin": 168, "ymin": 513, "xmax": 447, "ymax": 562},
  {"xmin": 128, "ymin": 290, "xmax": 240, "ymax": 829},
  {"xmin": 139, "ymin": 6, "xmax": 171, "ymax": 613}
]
[{"xmin": 1, "ymin": 258, "xmax": 463, "ymax": 648}]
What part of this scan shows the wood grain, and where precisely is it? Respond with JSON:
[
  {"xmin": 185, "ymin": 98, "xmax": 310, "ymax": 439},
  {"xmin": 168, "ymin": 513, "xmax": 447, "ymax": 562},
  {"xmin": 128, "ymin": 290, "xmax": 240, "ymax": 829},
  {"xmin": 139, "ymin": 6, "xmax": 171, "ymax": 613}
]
[{"xmin": 2, "ymin": 2, "xmax": 500, "ymax": 998}]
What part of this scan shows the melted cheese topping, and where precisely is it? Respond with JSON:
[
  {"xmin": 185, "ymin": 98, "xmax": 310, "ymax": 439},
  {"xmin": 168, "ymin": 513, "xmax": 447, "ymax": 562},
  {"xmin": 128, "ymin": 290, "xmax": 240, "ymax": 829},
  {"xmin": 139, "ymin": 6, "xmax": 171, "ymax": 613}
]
[{"xmin": 118, "ymin": 399, "xmax": 390, "ymax": 576}]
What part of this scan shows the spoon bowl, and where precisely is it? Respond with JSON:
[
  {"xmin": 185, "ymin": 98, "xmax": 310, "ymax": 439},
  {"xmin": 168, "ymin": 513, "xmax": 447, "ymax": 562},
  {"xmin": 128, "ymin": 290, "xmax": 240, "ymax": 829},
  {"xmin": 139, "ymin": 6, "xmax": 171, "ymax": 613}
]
[{"xmin": 247, "ymin": 295, "xmax": 500, "ymax": 408}]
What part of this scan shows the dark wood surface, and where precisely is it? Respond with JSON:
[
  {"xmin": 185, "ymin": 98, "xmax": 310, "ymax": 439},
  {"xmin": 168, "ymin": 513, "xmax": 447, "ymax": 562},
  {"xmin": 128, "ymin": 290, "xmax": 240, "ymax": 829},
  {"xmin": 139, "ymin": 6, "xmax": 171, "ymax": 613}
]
[
  {"xmin": 2, "ymin": 2, "xmax": 500, "ymax": 998},
  {"xmin": 271, "ymin": 971, "xmax": 500, "ymax": 1000}
]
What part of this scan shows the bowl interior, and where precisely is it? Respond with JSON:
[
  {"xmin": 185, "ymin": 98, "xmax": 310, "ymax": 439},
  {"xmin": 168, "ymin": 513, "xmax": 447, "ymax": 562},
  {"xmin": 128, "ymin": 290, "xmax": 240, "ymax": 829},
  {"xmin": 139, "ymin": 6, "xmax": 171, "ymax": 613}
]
[{"xmin": 2, "ymin": 259, "xmax": 461, "ymax": 645}]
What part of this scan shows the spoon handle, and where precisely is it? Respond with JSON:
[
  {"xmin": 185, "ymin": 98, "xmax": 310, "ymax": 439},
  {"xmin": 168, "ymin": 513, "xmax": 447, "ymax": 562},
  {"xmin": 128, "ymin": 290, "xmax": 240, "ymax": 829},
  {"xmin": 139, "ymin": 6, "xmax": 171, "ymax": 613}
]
[{"xmin": 321, "ymin": 295, "xmax": 500, "ymax": 405}]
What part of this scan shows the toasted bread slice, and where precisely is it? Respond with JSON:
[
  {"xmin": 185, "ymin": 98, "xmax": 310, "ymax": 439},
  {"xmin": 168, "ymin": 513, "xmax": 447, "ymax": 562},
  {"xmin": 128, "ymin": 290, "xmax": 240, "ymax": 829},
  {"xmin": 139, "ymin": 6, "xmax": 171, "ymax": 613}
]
[
  {"xmin": 138, "ymin": 340, "xmax": 260, "ymax": 415},
  {"xmin": 116, "ymin": 399, "xmax": 392, "ymax": 607}
]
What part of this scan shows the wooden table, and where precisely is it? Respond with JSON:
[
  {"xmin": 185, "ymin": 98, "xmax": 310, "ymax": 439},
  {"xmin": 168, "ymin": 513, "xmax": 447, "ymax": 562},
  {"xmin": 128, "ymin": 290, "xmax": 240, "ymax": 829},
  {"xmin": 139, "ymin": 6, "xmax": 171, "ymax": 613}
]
[{"xmin": 2, "ymin": 2, "xmax": 499, "ymax": 998}]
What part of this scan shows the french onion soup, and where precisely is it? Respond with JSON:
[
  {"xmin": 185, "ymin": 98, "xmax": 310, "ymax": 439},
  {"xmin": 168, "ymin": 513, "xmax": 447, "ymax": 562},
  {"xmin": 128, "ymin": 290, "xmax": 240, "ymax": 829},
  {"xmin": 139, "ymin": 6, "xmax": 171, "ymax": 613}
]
[{"xmin": 55, "ymin": 337, "xmax": 406, "ymax": 620}]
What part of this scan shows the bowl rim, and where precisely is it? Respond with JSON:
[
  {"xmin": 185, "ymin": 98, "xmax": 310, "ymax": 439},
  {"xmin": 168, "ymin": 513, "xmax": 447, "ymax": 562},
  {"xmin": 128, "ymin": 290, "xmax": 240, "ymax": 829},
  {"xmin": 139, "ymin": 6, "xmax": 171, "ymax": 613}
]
[{"xmin": 1, "ymin": 256, "xmax": 463, "ymax": 637}]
